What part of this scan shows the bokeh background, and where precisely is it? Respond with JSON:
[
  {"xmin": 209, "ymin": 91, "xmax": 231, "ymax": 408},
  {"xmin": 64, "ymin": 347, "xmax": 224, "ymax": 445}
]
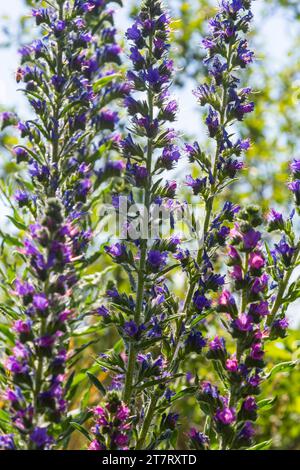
[{"xmin": 1, "ymin": 0, "xmax": 300, "ymax": 449}]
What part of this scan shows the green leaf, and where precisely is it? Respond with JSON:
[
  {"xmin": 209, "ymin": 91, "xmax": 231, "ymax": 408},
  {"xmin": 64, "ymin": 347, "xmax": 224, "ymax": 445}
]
[
  {"xmin": 67, "ymin": 340, "xmax": 99, "ymax": 364},
  {"xmin": 247, "ymin": 440, "xmax": 272, "ymax": 450},
  {"xmin": 257, "ymin": 396, "xmax": 277, "ymax": 411},
  {"xmin": 0, "ymin": 324, "xmax": 15, "ymax": 344},
  {"xmin": 70, "ymin": 422, "xmax": 91, "ymax": 442},
  {"xmin": 93, "ymin": 74, "xmax": 120, "ymax": 93},
  {"xmin": 6, "ymin": 215, "xmax": 27, "ymax": 231},
  {"xmin": 86, "ymin": 372, "xmax": 106, "ymax": 396},
  {"xmin": 113, "ymin": 339, "xmax": 124, "ymax": 354},
  {"xmin": 0, "ymin": 409, "xmax": 10, "ymax": 423},
  {"xmin": 136, "ymin": 374, "xmax": 183, "ymax": 392},
  {"xmin": 267, "ymin": 360, "xmax": 298, "ymax": 379}
]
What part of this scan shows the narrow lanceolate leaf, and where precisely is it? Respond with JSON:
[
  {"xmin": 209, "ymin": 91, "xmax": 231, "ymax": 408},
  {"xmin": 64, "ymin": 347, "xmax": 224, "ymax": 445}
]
[
  {"xmin": 247, "ymin": 440, "xmax": 272, "ymax": 451},
  {"xmin": 70, "ymin": 422, "xmax": 92, "ymax": 442},
  {"xmin": 266, "ymin": 360, "xmax": 298, "ymax": 379},
  {"xmin": 86, "ymin": 372, "xmax": 106, "ymax": 396},
  {"xmin": 93, "ymin": 74, "xmax": 120, "ymax": 93},
  {"xmin": 257, "ymin": 397, "xmax": 277, "ymax": 411}
]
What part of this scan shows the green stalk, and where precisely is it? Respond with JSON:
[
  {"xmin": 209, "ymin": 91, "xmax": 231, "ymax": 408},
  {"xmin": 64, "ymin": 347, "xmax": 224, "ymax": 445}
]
[
  {"xmin": 136, "ymin": 394, "xmax": 158, "ymax": 450},
  {"xmin": 170, "ymin": 44, "xmax": 234, "ymax": 369},
  {"xmin": 267, "ymin": 243, "xmax": 300, "ymax": 326},
  {"xmin": 123, "ymin": 34, "xmax": 154, "ymax": 405}
]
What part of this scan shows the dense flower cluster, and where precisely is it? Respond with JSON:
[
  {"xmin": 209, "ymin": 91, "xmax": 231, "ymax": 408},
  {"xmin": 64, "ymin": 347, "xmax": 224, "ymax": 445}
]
[
  {"xmin": 169, "ymin": 0, "xmax": 255, "ymax": 383},
  {"xmin": 0, "ymin": 0, "xmax": 125, "ymax": 450},
  {"xmin": 89, "ymin": 393, "xmax": 132, "ymax": 450},
  {"xmin": 90, "ymin": 0, "xmax": 185, "ymax": 449},
  {"xmin": 3, "ymin": 200, "xmax": 86, "ymax": 449}
]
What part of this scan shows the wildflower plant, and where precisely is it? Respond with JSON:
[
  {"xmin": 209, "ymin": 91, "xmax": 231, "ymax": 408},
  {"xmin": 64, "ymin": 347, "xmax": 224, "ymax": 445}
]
[
  {"xmin": 0, "ymin": 0, "xmax": 126, "ymax": 450},
  {"xmin": 0, "ymin": 0, "xmax": 299, "ymax": 453}
]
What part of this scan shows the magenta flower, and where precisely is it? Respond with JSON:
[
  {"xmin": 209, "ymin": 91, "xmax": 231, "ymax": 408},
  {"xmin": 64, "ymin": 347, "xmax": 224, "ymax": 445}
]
[{"xmin": 215, "ymin": 407, "xmax": 236, "ymax": 425}]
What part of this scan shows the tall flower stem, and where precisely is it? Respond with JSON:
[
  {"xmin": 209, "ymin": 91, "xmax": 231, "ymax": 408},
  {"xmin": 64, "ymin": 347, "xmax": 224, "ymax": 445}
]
[
  {"xmin": 136, "ymin": 393, "xmax": 157, "ymax": 449},
  {"xmin": 124, "ymin": 35, "xmax": 154, "ymax": 404},
  {"xmin": 267, "ymin": 242, "xmax": 300, "ymax": 325},
  {"xmin": 171, "ymin": 43, "xmax": 234, "ymax": 368}
]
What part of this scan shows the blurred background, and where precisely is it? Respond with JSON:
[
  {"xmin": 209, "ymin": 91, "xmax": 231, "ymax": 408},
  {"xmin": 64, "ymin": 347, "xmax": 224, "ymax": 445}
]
[{"xmin": 0, "ymin": 0, "xmax": 300, "ymax": 449}]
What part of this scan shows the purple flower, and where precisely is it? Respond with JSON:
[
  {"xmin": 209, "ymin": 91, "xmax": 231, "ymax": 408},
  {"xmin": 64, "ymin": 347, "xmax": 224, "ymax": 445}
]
[
  {"xmin": 201, "ymin": 381, "xmax": 219, "ymax": 399},
  {"xmin": 218, "ymin": 290, "xmax": 236, "ymax": 312},
  {"xmin": 238, "ymin": 421, "xmax": 255, "ymax": 441},
  {"xmin": 123, "ymin": 320, "xmax": 139, "ymax": 338},
  {"xmin": 147, "ymin": 250, "xmax": 168, "ymax": 271},
  {"xmin": 193, "ymin": 291, "xmax": 211, "ymax": 312},
  {"xmin": 185, "ymin": 175, "xmax": 207, "ymax": 195},
  {"xmin": 225, "ymin": 356, "xmax": 239, "ymax": 372},
  {"xmin": 268, "ymin": 209, "xmax": 283, "ymax": 225},
  {"xmin": 249, "ymin": 301, "xmax": 269, "ymax": 319},
  {"xmin": 233, "ymin": 313, "xmax": 253, "ymax": 332},
  {"xmin": 30, "ymin": 427, "xmax": 53, "ymax": 449},
  {"xmin": 273, "ymin": 317, "xmax": 289, "ymax": 330},
  {"xmin": 209, "ymin": 336, "xmax": 226, "ymax": 351},
  {"xmin": 33, "ymin": 293, "xmax": 49, "ymax": 311},
  {"xmin": 250, "ymin": 343, "xmax": 264, "ymax": 361},
  {"xmin": 99, "ymin": 109, "xmax": 119, "ymax": 130},
  {"xmin": 205, "ymin": 107, "xmax": 219, "ymax": 137},
  {"xmin": 189, "ymin": 428, "xmax": 209, "ymax": 449},
  {"xmin": 185, "ymin": 329, "xmax": 206, "ymax": 353},
  {"xmin": 13, "ymin": 146, "xmax": 28, "ymax": 162},
  {"xmin": 13, "ymin": 319, "xmax": 32, "ymax": 334},
  {"xmin": 133, "ymin": 164, "xmax": 148, "ymax": 187},
  {"xmin": 251, "ymin": 273, "xmax": 269, "ymax": 294},
  {"xmin": 0, "ymin": 434, "xmax": 15, "ymax": 450},
  {"xmin": 290, "ymin": 159, "xmax": 300, "ymax": 176},
  {"xmin": 126, "ymin": 23, "xmax": 142, "ymax": 41},
  {"xmin": 35, "ymin": 335, "xmax": 55, "ymax": 349},
  {"xmin": 5, "ymin": 356, "xmax": 28, "ymax": 375},
  {"xmin": 1, "ymin": 111, "xmax": 17, "ymax": 130},
  {"xmin": 288, "ymin": 179, "xmax": 300, "ymax": 206},
  {"xmin": 215, "ymin": 407, "xmax": 236, "ymax": 425},
  {"xmin": 288, "ymin": 180, "xmax": 300, "ymax": 193},
  {"xmin": 105, "ymin": 243, "xmax": 126, "ymax": 259},
  {"xmin": 14, "ymin": 279, "xmax": 34, "ymax": 297},
  {"xmin": 221, "ymin": 0, "xmax": 244, "ymax": 14},
  {"xmin": 14, "ymin": 189, "xmax": 30, "ymax": 206},
  {"xmin": 160, "ymin": 145, "xmax": 180, "ymax": 169},
  {"xmin": 237, "ymin": 40, "xmax": 254, "ymax": 66},
  {"xmin": 243, "ymin": 229, "xmax": 261, "ymax": 250},
  {"xmin": 274, "ymin": 238, "xmax": 295, "ymax": 266},
  {"xmin": 243, "ymin": 396, "xmax": 257, "ymax": 412},
  {"xmin": 97, "ymin": 306, "xmax": 110, "ymax": 318}
]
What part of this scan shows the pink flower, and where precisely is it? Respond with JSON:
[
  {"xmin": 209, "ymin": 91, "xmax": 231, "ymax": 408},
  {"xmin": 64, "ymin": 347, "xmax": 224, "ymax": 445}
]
[
  {"xmin": 116, "ymin": 405, "xmax": 130, "ymax": 421},
  {"xmin": 249, "ymin": 252, "xmax": 265, "ymax": 270},
  {"xmin": 225, "ymin": 356, "xmax": 238, "ymax": 372},
  {"xmin": 114, "ymin": 433, "xmax": 129, "ymax": 448},
  {"xmin": 215, "ymin": 407, "xmax": 236, "ymax": 425},
  {"xmin": 228, "ymin": 245, "xmax": 240, "ymax": 261},
  {"xmin": 250, "ymin": 343, "xmax": 264, "ymax": 361},
  {"xmin": 88, "ymin": 439, "xmax": 103, "ymax": 451},
  {"xmin": 219, "ymin": 290, "xmax": 234, "ymax": 307}
]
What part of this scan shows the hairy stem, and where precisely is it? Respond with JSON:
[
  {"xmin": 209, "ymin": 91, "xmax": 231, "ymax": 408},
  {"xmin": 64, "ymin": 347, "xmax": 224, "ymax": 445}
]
[
  {"xmin": 123, "ymin": 35, "xmax": 154, "ymax": 405},
  {"xmin": 136, "ymin": 393, "xmax": 158, "ymax": 450}
]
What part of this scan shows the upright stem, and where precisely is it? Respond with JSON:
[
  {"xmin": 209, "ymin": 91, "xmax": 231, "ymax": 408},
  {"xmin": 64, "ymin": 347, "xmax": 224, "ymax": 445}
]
[
  {"xmin": 267, "ymin": 242, "xmax": 300, "ymax": 326},
  {"xmin": 52, "ymin": 1, "xmax": 64, "ymax": 168},
  {"xmin": 241, "ymin": 253, "xmax": 249, "ymax": 312},
  {"xmin": 136, "ymin": 393, "xmax": 158, "ymax": 449},
  {"xmin": 123, "ymin": 36, "xmax": 154, "ymax": 405},
  {"xmin": 171, "ymin": 45, "xmax": 233, "ymax": 368}
]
